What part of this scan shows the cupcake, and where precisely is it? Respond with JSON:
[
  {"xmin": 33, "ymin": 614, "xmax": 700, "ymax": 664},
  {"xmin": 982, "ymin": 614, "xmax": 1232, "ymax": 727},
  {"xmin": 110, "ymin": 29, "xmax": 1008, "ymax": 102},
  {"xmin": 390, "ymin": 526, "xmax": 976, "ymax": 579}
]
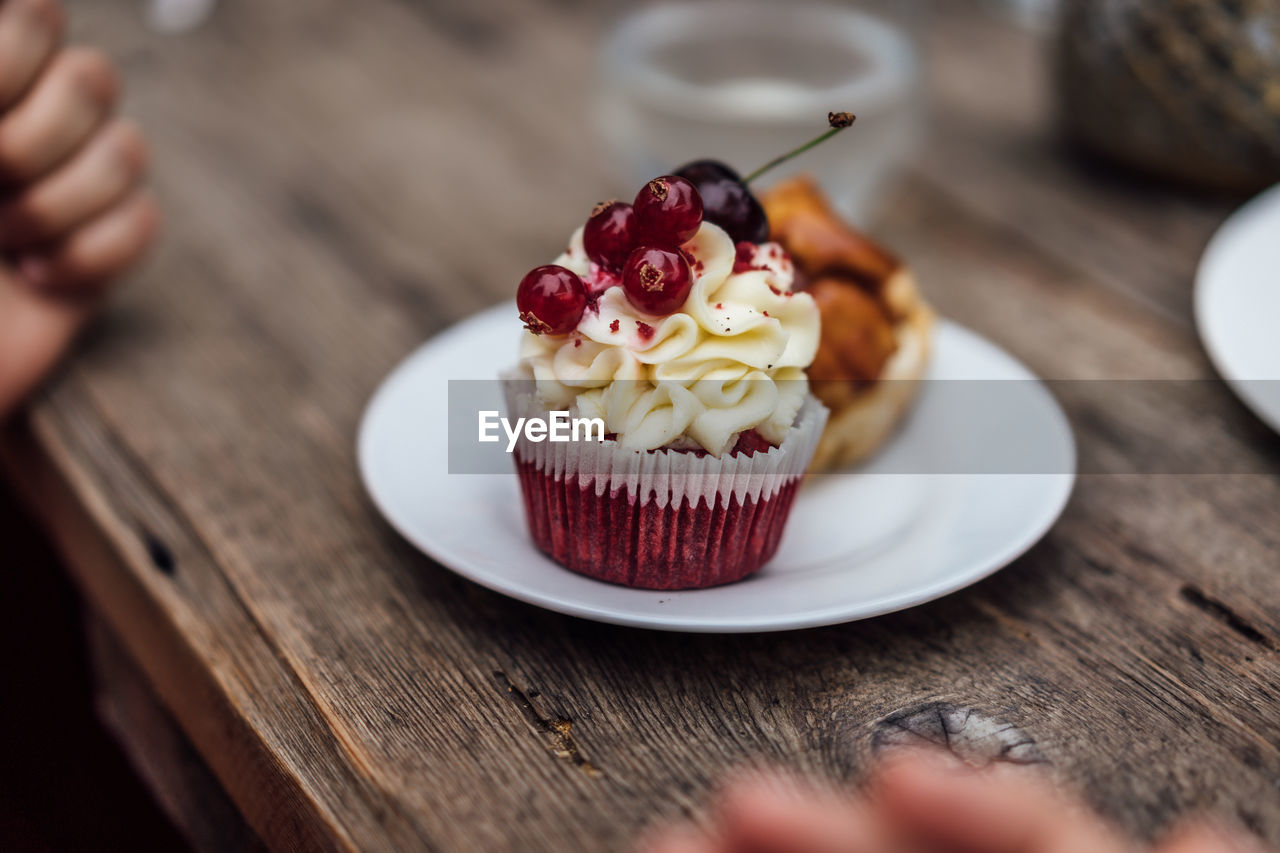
[{"xmin": 504, "ymin": 158, "xmax": 831, "ymax": 590}]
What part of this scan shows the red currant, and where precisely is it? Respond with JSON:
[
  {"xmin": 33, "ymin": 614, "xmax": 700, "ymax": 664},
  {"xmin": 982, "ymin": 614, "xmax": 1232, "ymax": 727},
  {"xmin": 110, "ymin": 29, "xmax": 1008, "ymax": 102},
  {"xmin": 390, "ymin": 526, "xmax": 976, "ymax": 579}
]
[
  {"xmin": 517, "ymin": 265, "xmax": 587, "ymax": 335},
  {"xmin": 582, "ymin": 200, "xmax": 636, "ymax": 272},
  {"xmin": 622, "ymin": 247, "xmax": 693, "ymax": 315},
  {"xmin": 633, "ymin": 175, "xmax": 703, "ymax": 246}
]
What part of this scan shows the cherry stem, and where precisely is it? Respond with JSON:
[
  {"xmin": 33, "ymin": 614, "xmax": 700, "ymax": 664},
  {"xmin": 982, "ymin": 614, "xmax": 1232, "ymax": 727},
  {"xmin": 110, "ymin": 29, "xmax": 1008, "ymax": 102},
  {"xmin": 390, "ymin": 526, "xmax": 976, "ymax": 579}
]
[{"xmin": 742, "ymin": 112, "xmax": 857, "ymax": 185}]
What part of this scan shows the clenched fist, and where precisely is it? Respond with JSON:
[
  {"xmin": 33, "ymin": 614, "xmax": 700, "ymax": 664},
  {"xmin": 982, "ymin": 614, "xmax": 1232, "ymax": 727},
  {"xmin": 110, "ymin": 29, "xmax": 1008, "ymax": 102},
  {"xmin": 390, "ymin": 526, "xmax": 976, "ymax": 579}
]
[{"xmin": 0, "ymin": 0, "xmax": 158, "ymax": 418}]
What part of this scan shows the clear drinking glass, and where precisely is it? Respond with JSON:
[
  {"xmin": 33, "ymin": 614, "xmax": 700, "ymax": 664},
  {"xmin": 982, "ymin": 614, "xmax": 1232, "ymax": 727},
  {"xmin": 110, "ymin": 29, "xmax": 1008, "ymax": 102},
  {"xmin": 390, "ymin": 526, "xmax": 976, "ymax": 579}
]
[
  {"xmin": 594, "ymin": 0, "xmax": 922, "ymax": 225},
  {"xmin": 988, "ymin": 0, "xmax": 1059, "ymax": 31},
  {"xmin": 146, "ymin": 0, "xmax": 217, "ymax": 32}
]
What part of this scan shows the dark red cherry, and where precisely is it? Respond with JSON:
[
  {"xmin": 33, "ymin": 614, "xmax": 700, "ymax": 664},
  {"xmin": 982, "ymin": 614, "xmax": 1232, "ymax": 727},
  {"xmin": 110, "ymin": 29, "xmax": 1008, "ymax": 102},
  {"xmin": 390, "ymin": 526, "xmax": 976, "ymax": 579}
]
[
  {"xmin": 674, "ymin": 160, "xmax": 768, "ymax": 244},
  {"xmin": 696, "ymin": 178, "xmax": 769, "ymax": 245},
  {"xmin": 674, "ymin": 111, "xmax": 861, "ymax": 243},
  {"xmin": 582, "ymin": 200, "xmax": 636, "ymax": 272},
  {"xmin": 674, "ymin": 159, "xmax": 741, "ymax": 186},
  {"xmin": 633, "ymin": 175, "xmax": 703, "ymax": 246},
  {"xmin": 516, "ymin": 265, "xmax": 587, "ymax": 335},
  {"xmin": 622, "ymin": 246, "xmax": 693, "ymax": 315}
]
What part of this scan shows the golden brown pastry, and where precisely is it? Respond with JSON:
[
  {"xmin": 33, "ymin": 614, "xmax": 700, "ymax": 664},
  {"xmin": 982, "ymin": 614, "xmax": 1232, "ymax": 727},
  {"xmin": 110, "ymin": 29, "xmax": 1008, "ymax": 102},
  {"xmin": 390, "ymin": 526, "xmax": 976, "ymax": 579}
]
[{"xmin": 761, "ymin": 177, "xmax": 935, "ymax": 472}]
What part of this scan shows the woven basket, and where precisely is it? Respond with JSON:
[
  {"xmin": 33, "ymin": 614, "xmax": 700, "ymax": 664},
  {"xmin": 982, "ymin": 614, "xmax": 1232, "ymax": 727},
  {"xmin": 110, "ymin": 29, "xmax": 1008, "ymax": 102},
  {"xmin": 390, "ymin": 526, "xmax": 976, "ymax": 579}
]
[{"xmin": 1056, "ymin": 0, "xmax": 1280, "ymax": 193}]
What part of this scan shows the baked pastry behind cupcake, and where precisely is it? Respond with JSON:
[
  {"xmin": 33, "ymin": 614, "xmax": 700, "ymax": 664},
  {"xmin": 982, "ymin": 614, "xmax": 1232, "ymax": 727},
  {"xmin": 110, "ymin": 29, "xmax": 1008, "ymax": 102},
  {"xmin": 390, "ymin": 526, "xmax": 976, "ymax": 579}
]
[{"xmin": 761, "ymin": 177, "xmax": 934, "ymax": 472}]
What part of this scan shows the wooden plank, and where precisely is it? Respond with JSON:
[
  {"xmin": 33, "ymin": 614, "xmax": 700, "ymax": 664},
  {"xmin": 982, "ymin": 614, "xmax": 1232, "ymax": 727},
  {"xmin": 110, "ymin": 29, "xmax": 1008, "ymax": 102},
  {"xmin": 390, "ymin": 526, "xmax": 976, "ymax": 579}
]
[
  {"xmin": 0, "ymin": 0, "xmax": 1270, "ymax": 849},
  {"xmin": 87, "ymin": 613, "xmax": 268, "ymax": 853},
  {"xmin": 0, "ymin": 414, "xmax": 428, "ymax": 852}
]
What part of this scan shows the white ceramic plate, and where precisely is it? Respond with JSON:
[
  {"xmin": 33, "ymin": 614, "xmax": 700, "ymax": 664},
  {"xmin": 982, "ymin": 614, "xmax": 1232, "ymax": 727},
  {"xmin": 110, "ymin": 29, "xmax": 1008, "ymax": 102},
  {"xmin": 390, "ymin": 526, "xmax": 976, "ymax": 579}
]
[
  {"xmin": 358, "ymin": 303, "xmax": 1075, "ymax": 633},
  {"xmin": 1196, "ymin": 183, "xmax": 1280, "ymax": 434}
]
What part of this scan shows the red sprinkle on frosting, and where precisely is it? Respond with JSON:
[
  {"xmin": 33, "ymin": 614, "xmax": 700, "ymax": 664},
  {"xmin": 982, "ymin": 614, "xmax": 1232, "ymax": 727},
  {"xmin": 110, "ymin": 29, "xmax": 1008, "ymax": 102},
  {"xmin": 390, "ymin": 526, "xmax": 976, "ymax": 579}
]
[
  {"xmin": 635, "ymin": 320, "xmax": 655, "ymax": 341},
  {"xmin": 609, "ymin": 318, "xmax": 620, "ymax": 333},
  {"xmin": 732, "ymin": 241, "xmax": 793, "ymax": 277}
]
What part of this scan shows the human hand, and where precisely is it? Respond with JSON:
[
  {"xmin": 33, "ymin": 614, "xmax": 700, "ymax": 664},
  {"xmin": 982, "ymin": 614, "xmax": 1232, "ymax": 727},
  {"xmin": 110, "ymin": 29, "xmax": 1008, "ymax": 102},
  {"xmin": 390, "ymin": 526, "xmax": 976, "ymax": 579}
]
[
  {"xmin": 639, "ymin": 751, "xmax": 1264, "ymax": 853},
  {"xmin": 0, "ymin": 0, "xmax": 158, "ymax": 418}
]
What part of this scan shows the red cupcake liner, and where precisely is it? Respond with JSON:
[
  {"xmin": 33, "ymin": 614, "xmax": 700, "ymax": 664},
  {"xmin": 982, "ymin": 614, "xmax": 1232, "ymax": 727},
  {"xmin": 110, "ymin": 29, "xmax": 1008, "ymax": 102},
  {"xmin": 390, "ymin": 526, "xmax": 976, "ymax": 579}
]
[
  {"xmin": 503, "ymin": 393, "xmax": 828, "ymax": 590},
  {"xmin": 515, "ymin": 460, "xmax": 804, "ymax": 589}
]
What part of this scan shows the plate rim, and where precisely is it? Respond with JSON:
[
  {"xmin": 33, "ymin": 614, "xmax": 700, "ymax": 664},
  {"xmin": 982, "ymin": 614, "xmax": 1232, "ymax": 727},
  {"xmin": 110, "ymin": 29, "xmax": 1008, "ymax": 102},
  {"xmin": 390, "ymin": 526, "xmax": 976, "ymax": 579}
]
[
  {"xmin": 1194, "ymin": 182, "xmax": 1280, "ymax": 434},
  {"xmin": 358, "ymin": 304, "xmax": 1076, "ymax": 633}
]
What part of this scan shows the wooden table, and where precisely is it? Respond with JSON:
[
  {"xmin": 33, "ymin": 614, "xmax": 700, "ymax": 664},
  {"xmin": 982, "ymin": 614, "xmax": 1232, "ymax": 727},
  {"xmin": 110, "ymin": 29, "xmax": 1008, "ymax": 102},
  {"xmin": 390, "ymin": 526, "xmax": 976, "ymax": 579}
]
[{"xmin": 6, "ymin": 1, "xmax": 1280, "ymax": 850}]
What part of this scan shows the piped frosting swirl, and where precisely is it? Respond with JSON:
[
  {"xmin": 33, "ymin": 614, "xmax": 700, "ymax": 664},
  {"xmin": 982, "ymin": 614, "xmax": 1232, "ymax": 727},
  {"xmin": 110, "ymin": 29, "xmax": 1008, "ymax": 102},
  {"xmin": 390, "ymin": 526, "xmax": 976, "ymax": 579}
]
[{"xmin": 517, "ymin": 221, "xmax": 820, "ymax": 454}]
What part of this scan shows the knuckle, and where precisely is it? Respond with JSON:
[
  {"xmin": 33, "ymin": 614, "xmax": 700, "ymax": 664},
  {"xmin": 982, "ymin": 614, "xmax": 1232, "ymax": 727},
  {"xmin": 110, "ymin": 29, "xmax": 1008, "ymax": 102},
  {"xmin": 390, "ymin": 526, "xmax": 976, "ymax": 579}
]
[
  {"xmin": 13, "ymin": 196, "xmax": 55, "ymax": 234},
  {"xmin": 109, "ymin": 119, "xmax": 150, "ymax": 179},
  {"xmin": 61, "ymin": 192, "xmax": 160, "ymax": 286},
  {"xmin": 138, "ymin": 194, "xmax": 161, "ymax": 241},
  {"xmin": 0, "ymin": 0, "xmax": 65, "ymax": 103},
  {"xmin": 0, "ymin": 76, "xmax": 19, "ymax": 109},
  {"xmin": 0, "ymin": 191, "xmax": 54, "ymax": 245},
  {"xmin": 0, "ymin": 133, "xmax": 36, "ymax": 182},
  {"xmin": 121, "ymin": 192, "xmax": 161, "ymax": 255},
  {"xmin": 14, "ymin": 0, "xmax": 66, "ymax": 42},
  {"xmin": 58, "ymin": 47, "xmax": 120, "ymax": 108}
]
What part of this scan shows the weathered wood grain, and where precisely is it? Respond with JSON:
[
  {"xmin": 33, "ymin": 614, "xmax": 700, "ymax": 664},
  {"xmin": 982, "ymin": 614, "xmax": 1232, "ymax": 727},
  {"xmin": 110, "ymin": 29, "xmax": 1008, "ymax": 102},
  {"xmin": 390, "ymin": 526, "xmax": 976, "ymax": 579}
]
[
  {"xmin": 87, "ymin": 613, "xmax": 267, "ymax": 852},
  {"xmin": 3, "ymin": 0, "xmax": 1277, "ymax": 850}
]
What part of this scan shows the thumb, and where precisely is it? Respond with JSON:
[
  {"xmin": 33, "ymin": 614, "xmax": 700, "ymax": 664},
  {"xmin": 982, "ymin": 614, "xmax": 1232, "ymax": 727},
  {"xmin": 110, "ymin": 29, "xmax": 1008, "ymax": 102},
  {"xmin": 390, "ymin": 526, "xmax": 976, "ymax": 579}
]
[{"xmin": 0, "ymin": 263, "xmax": 99, "ymax": 418}]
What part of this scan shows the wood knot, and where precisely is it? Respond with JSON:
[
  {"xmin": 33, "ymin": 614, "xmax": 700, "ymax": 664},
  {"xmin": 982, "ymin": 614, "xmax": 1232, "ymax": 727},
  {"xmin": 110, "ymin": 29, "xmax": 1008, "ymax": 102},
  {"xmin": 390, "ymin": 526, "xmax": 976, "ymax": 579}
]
[
  {"xmin": 493, "ymin": 671, "xmax": 603, "ymax": 778},
  {"xmin": 871, "ymin": 702, "xmax": 1047, "ymax": 767},
  {"xmin": 143, "ymin": 532, "xmax": 176, "ymax": 576}
]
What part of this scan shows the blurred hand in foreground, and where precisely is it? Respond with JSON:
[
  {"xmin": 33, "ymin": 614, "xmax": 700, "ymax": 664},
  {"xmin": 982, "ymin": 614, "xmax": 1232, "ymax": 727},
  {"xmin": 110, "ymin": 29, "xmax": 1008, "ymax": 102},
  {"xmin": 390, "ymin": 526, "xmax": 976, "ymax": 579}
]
[
  {"xmin": 0, "ymin": 0, "xmax": 158, "ymax": 419},
  {"xmin": 640, "ymin": 750, "xmax": 1264, "ymax": 853}
]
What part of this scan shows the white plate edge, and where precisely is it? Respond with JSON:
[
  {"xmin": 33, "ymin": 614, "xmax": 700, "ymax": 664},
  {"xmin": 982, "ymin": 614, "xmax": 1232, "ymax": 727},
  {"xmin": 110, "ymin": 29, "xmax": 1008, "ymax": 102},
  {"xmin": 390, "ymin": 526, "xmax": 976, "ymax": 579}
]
[{"xmin": 356, "ymin": 306, "xmax": 1077, "ymax": 633}]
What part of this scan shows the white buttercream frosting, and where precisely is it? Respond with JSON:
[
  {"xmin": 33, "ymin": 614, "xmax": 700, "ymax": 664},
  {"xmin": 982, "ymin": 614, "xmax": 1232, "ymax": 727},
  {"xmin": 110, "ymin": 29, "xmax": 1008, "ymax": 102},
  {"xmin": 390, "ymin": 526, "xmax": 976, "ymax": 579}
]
[{"xmin": 516, "ymin": 221, "xmax": 820, "ymax": 455}]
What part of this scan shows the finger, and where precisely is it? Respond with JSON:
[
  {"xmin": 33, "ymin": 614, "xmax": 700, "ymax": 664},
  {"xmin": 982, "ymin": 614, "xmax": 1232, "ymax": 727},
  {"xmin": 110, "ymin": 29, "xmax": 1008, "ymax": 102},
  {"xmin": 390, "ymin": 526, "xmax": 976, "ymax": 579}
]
[
  {"xmin": 0, "ymin": 267, "xmax": 97, "ymax": 418},
  {"xmin": 633, "ymin": 824, "xmax": 716, "ymax": 853},
  {"xmin": 1157, "ymin": 822, "xmax": 1269, "ymax": 853},
  {"xmin": 0, "ymin": 118, "xmax": 148, "ymax": 249},
  {"xmin": 0, "ymin": 46, "xmax": 119, "ymax": 184},
  {"xmin": 873, "ymin": 751, "xmax": 1130, "ymax": 853},
  {"xmin": 17, "ymin": 189, "xmax": 159, "ymax": 294},
  {"xmin": 712, "ymin": 771, "xmax": 892, "ymax": 853},
  {"xmin": 0, "ymin": 0, "xmax": 65, "ymax": 109}
]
